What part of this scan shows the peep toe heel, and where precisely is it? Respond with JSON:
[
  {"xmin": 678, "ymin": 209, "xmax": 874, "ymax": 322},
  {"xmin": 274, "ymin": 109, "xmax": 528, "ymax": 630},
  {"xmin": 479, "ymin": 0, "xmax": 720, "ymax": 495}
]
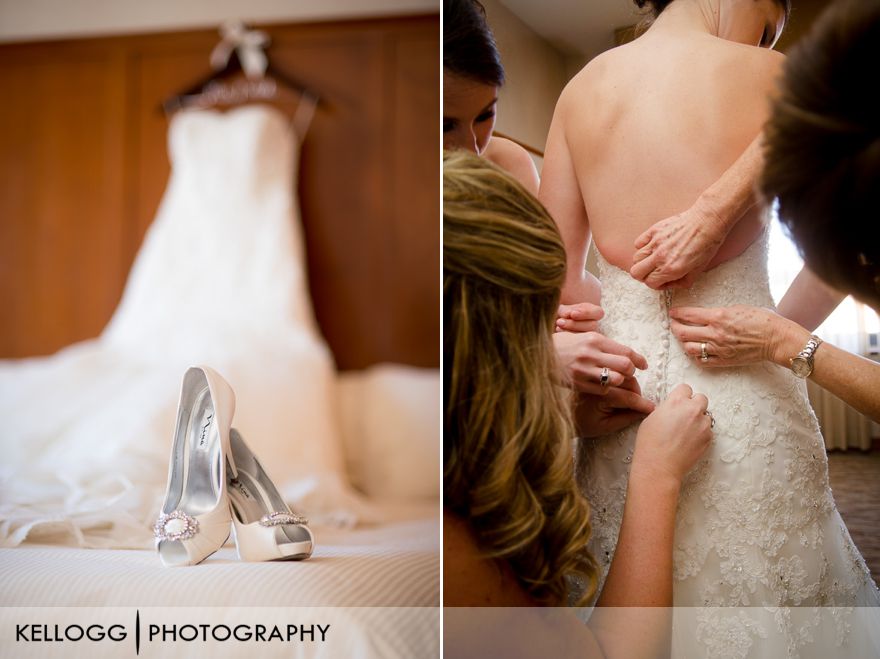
[
  {"xmin": 227, "ymin": 428, "xmax": 314, "ymax": 562},
  {"xmin": 154, "ymin": 366, "xmax": 237, "ymax": 566}
]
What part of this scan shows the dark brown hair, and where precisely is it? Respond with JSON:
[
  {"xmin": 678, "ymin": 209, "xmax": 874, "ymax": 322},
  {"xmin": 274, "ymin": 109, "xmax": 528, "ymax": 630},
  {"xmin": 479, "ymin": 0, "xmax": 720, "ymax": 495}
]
[
  {"xmin": 634, "ymin": 0, "xmax": 791, "ymax": 21},
  {"xmin": 444, "ymin": 0, "xmax": 505, "ymax": 87},
  {"xmin": 762, "ymin": 0, "xmax": 880, "ymax": 309},
  {"xmin": 633, "ymin": 0, "xmax": 674, "ymax": 15}
]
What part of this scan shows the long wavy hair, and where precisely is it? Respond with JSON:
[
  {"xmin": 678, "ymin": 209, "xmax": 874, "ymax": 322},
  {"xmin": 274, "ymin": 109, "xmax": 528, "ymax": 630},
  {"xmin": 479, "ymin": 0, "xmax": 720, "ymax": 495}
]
[{"xmin": 444, "ymin": 151, "xmax": 598, "ymax": 606}]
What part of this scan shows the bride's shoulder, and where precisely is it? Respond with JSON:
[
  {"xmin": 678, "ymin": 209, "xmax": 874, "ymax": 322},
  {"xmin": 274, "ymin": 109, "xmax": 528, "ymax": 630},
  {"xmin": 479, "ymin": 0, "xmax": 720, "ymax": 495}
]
[
  {"xmin": 561, "ymin": 44, "xmax": 635, "ymax": 105},
  {"xmin": 568, "ymin": 46, "xmax": 623, "ymax": 84},
  {"xmin": 707, "ymin": 42, "xmax": 787, "ymax": 104},
  {"xmin": 714, "ymin": 39, "xmax": 786, "ymax": 80}
]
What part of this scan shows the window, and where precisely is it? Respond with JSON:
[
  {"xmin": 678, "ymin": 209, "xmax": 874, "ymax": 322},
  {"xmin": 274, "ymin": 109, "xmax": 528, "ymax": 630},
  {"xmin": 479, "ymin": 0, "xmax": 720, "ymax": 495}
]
[{"xmin": 768, "ymin": 211, "xmax": 879, "ymax": 357}]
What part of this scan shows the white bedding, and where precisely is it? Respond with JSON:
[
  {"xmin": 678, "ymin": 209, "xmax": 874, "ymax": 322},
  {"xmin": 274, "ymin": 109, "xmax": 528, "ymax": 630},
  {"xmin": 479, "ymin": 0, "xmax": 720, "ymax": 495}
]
[
  {"xmin": 1, "ymin": 504, "xmax": 438, "ymax": 607},
  {"xmin": 0, "ymin": 504, "xmax": 439, "ymax": 657}
]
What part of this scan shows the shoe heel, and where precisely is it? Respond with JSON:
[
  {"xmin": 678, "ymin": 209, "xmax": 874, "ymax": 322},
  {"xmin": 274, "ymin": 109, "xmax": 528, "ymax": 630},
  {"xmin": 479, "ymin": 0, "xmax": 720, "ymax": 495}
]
[{"xmin": 227, "ymin": 428, "xmax": 314, "ymax": 562}]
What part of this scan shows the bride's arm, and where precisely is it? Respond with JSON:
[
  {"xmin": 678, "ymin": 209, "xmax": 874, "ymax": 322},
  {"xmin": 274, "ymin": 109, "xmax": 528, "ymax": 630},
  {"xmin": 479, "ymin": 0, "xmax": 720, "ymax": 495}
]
[
  {"xmin": 541, "ymin": 95, "xmax": 652, "ymax": 400},
  {"xmin": 539, "ymin": 93, "xmax": 601, "ymax": 307},
  {"xmin": 777, "ymin": 266, "xmax": 846, "ymax": 332}
]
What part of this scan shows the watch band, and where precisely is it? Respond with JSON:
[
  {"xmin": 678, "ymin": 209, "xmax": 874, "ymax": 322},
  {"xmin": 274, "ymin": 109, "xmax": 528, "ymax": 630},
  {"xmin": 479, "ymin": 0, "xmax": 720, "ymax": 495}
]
[{"xmin": 798, "ymin": 335, "xmax": 823, "ymax": 360}]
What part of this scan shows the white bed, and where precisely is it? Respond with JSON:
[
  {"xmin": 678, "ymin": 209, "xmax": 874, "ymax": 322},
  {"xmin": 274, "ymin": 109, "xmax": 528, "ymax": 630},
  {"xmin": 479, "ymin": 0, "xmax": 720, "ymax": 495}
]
[
  {"xmin": 0, "ymin": 368, "xmax": 440, "ymax": 657},
  {"xmin": 1, "ymin": 505, "xmax": 437, "ymax": 608},
  {"xmin": 0, "ymin": 503, "xmax": 438, "ymax": 657}
]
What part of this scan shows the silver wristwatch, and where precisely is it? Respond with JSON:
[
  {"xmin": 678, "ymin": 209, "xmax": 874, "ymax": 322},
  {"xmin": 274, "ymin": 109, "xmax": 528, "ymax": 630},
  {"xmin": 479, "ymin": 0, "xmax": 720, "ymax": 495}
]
[{"xmin": 790, "ymin": 335, "xmax": 823, "ymax": 378}]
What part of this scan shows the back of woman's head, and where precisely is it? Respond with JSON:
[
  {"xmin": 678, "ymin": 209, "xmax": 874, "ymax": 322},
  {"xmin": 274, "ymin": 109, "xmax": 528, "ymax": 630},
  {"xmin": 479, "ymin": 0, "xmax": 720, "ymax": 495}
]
[
  {"xmin": 633, "ymin": 0, "xmax": 674, "ymax": 15},
  {"xmin": 633, "ymin": 0, "xmax": 791, "ymax": 21},
  {"xmin": 444, "ymin": 0, "xmax": 505, "ymax": 86},
  {"xmin": 762, "ymin": 0, "xmax": 880, "ymax": 309},
  {"xmin": 443, "ymin": 150, "xmax": 597, "ymax": 606}
]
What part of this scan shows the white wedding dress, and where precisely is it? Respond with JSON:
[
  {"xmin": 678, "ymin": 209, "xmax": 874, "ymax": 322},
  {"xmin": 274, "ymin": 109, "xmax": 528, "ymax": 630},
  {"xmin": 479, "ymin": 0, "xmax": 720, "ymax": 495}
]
[
  {"xmin": 0, "ymin": 105, "xmax": 365, "ymax": 549},
  {"xmin": 580, "ymin": 230, "xmax": 880, "ymax": 658}
]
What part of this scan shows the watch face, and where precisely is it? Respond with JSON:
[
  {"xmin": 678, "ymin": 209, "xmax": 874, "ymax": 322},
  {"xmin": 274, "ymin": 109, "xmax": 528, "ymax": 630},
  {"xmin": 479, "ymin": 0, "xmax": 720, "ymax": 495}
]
[{"xmin": 791, "ymin": 356, "xmax": 811, "ymax": 378}]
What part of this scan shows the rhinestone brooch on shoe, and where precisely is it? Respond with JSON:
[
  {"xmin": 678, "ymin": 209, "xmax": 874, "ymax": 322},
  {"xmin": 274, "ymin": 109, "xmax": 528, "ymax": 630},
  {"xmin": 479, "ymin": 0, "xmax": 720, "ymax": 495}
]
[
  {"xmin": 259, "ymin": 512, "xmax": 308, "ymax": 527},
  {"xmin": 154, "ymin": 511, "xmax": 199, "ymax": 541}
]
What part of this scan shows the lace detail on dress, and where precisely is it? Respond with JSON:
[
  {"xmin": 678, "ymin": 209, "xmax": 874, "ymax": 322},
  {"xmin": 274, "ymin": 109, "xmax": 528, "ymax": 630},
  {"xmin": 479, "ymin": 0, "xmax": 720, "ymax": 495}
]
[{"xmin": 579, "ymin": 229, "xmax": 880, "ymax": 656}]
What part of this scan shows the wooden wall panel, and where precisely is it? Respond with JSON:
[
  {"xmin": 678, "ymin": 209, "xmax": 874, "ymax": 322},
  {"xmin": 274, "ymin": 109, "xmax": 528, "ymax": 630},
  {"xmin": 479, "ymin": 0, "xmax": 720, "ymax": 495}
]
[
  {"xmin": 0, "ymin": 16, "xmax": 440, "ymax": 369},
  {"xmin": 387, "ymin": 32, "xmax": 442, "ymax": 364},
  {"xmin": 0, "ymin": 50, "xmax": 128, "ymax": 356}
]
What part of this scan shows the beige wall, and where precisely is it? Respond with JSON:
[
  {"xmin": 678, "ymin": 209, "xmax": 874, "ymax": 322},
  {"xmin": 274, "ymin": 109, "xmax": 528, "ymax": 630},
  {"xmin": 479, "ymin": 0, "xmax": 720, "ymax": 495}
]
[
  {"xmin": 481, "ymin": 0, "xmax": 571, "ymax": 164},
  {"xmin": 0, "ymin": 0, "xmax": 437, "ymax": 43},
  {"xmin": 777, "ymin": 0, "xmax": 830, "ymax": 53}
]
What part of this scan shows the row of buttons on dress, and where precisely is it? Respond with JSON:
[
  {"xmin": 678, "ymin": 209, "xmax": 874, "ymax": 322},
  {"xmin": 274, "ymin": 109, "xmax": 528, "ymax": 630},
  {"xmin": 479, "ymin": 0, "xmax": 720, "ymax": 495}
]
[{"xmin": 654, "ymin": 289, "xmax": 674, "ymax": 401}]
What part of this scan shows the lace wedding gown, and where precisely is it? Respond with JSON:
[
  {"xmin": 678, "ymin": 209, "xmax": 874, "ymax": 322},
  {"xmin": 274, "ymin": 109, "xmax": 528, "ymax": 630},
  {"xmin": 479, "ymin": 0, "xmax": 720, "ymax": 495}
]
[
  {"xmin": 580, "ymin": 230, "xmax": 880, "ymax": 658},
  {"xmin": 0, "ymin": 105, "xmax": 362, "ymax": 549}
]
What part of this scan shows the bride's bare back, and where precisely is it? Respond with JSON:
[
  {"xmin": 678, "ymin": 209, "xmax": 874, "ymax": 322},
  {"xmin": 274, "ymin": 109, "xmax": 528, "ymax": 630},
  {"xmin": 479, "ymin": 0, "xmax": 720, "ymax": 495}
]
[{"xmin": 541, "ymin": 0, "xmax": 786, "ymax": 298}]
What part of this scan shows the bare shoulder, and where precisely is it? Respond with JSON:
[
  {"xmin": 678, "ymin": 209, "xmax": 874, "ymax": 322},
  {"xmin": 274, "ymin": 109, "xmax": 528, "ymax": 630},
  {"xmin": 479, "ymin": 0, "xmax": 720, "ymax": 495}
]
[
  {"xmin": 484, "ymin": 136, "xmax": 540, "ymax": 195},
  {"xmin": 718, "ymin": 41, "xmax": 787, "ymax": 91},
  {"xmin": 560, "ymin": 45, "xmax": 624, "ymax": 102},
  {"xmin": 555, "ymin": 43, "xmax": 635, "ymax": 124},
  {"xmin": 443, "ymin": 509, "xmax": 535, "ymax": 606},
  {"xmin": 741, "ymin": 44, "xmax": 786, "ymax": 78}
]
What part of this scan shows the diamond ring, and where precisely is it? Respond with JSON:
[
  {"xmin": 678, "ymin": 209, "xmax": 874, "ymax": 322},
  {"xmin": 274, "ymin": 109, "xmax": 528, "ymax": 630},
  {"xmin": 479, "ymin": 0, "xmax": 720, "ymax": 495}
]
[{"xmin": 599, "ymin": 367, "xmax": 610, "ymax": 387}]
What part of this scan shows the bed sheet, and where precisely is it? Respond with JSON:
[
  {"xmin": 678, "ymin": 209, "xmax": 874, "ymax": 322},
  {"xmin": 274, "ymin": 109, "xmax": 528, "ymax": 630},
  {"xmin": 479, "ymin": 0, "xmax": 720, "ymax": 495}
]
[{"xmin": 0, "ymin": 504, "xmax": 439, "ymax": 658}]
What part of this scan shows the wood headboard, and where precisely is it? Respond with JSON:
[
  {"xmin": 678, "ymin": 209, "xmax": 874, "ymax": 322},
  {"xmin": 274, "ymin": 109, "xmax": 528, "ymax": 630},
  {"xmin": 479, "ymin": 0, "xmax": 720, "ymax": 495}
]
[{"xmin": 0, "ymin": 15, "xmax": 439, "ymax": 370}]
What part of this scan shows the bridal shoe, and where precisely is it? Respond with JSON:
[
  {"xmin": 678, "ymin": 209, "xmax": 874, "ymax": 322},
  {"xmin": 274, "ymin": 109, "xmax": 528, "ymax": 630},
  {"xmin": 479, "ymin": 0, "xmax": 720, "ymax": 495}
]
[
  {"xmin": 154, "ymin": 366, "xmax": 237, "ymax": 566},
  {"xmin": 227, "ymin": 429, "xmax": 314, "ymax": 562}
]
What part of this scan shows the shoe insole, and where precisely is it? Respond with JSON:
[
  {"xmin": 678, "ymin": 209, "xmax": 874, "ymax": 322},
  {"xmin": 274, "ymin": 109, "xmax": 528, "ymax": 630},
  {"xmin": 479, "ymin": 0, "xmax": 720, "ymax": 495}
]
[
  {"xmin": 176, "ymin": 386, "xmax": 221, "ymax": 516},
  {"xmin": 228, "ymin": 465, "xmax": 310, "ymax": 545}
]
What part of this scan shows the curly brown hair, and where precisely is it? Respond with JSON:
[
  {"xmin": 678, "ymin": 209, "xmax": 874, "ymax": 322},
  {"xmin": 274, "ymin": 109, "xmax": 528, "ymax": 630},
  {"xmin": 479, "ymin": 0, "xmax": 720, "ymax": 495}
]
[{"xmin": 443, "ymin": 150, "xmax": 598, "ymax": 606}]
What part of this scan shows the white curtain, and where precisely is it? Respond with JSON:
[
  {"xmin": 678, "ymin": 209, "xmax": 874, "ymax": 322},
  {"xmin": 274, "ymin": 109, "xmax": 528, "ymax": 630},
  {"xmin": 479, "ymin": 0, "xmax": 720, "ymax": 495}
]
[{"xmin": 769, "ymin": 217, "xmax": 880, "ymax": 451}]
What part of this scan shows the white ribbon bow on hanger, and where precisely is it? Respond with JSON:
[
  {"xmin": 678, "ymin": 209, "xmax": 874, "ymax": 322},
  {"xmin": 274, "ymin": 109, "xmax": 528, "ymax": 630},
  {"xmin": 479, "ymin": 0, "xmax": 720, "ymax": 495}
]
[{"xmin": 209, "ymin": 20, "xmax": 270, "ymax": 79}]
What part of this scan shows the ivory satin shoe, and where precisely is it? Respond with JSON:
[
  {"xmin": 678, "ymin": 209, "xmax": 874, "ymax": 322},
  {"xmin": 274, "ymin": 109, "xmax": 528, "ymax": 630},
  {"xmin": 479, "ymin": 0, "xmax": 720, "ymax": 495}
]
[
  {"xmin": 154, "ymin": 366, "xmax": 237, "ymax": 566},
  {"xmin": 227, "ymin": 429, "xmax": 314, "ymax": 562}
]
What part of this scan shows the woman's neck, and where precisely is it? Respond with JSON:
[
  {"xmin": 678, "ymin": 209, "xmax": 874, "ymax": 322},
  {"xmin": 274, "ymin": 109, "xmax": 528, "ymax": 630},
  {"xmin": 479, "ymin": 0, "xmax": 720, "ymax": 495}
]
[{"xmin": 648, "ymin": 0, "xmax": 720, "ymax": 38}]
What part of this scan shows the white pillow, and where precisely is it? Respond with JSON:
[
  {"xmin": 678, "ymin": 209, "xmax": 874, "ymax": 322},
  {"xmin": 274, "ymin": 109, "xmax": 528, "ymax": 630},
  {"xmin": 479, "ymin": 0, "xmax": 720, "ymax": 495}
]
[{"xmin": 336, "ymin": 364, "xmax": 440, "ymax": 500}]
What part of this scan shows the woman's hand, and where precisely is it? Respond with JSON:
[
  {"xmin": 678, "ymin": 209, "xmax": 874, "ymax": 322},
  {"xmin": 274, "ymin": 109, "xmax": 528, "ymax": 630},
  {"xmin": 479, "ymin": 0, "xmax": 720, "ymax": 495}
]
[
  {"xmin": 553, "ymin": 330, "xmax": 649, "ymax": 395},
  {"xmin": 630, "ymin": 206, "xmax": 728, "ymax": 290},
  {"xmin": 555, "ymin": 302, "xmax": 604, "ymax": 333},
  {"xmin": 669, "ymin": 305, "xmax": 810, "ymax": 367},
  {"xmin": 575, "ymin": 385, "xmax": 656, "ymax": 438},
  {"xmin": 632, "ymin": 383, "xmax": 713, "ymax": 486}
]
